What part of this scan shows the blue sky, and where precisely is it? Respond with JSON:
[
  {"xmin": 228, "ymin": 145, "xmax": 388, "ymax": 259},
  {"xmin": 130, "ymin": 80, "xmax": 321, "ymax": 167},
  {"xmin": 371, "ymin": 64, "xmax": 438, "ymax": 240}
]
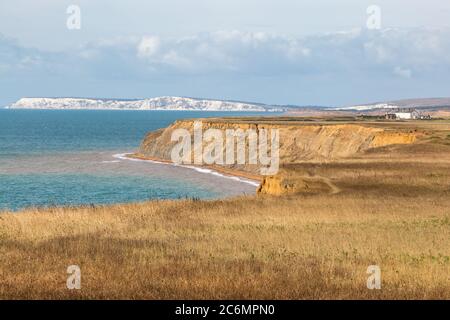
[{"xmin": 1, "ymin": 0, "xmax": 450, "ymax": 106}]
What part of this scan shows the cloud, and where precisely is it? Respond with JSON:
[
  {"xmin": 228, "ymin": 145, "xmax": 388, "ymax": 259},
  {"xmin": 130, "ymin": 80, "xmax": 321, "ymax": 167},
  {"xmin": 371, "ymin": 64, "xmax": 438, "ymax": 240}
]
[
  {"xmin": 127, "ymin": 28, "xmax": 450, "ymax": 77},
  {"xmin": 4, "ymin": 28, "xmax": 450, "ymax": 77},
  {"xmin": 126, "ymin": 30, "xmax": 313, "ymax": 74},
  {"xmin": 1, "ymin": 27, "xmax": 450, "ymax": 105},
  {"xmin": 0, "ymin": 35, "xmax": 41, "ymax": 73},
  {"xmin": 137, "ymin": 36, "xmax": 160, "ymax": 58}
]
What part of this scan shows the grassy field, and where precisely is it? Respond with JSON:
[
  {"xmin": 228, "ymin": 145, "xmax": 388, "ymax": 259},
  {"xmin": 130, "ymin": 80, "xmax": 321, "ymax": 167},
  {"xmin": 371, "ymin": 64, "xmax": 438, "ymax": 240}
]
[
  {"xmin": 1, "ymin": 120, "xmax": 449, "ymax": 299},
  {"xmin": 1, "ymin": 167, "xmax": 449, "ymax": 299}
]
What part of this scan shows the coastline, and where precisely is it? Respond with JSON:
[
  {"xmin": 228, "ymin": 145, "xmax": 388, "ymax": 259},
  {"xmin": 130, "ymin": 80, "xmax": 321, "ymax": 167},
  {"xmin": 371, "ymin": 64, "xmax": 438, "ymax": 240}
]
[
  {"xmin": 117, "ymin": 153, "xmax": 262, "ymax": 188},
  {"xmin": 2, "ymin": 116, "xmax": 450, "ymax": 299}
]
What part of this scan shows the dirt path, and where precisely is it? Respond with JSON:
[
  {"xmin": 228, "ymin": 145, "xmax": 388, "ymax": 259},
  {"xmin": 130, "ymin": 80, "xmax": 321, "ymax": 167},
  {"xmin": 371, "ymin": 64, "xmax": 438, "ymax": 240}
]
[{"xmin": 306, "ymin": 173, "xmax": 341, "ymax": 194}]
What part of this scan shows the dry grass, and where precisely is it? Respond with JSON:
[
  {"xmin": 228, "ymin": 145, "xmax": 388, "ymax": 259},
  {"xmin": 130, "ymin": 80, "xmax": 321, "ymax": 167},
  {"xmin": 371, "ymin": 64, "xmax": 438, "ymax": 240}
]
[
  {"xmin": 1, "ymin": 121, "xmax": 449, "ymax": 300},
  {"xmin": 1, "ymin": 181, "xmax": 449, "ymax": 299}
]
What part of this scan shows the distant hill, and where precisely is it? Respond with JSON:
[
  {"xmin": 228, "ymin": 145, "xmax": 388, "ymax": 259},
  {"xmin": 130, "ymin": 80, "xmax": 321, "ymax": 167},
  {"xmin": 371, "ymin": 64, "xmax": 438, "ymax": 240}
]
[
  {"xmin": 8, "ymin": 97, "xmax": 286, "ymax": 112},
  {"xmin": 8, "ymin": 96, "xmax": 450, "ymax": 115}
]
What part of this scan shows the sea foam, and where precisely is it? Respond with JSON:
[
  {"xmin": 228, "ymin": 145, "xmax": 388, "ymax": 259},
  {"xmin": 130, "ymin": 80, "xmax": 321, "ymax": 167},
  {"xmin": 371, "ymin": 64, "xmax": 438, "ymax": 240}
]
[{"xmin": 113, "ymin": 153, "xmax": 260, "ymax": 187}]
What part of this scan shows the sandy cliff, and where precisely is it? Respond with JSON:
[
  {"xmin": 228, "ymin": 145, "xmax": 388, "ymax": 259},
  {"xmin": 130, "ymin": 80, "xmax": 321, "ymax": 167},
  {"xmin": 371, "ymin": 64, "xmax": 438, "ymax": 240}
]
[
  {"xmin": 139, "ymin": 119, "xmax": 417, "ymax": 162},
  {"xmin": 138, "ymin": 118, "xmax": 418, "ymax": 195}
]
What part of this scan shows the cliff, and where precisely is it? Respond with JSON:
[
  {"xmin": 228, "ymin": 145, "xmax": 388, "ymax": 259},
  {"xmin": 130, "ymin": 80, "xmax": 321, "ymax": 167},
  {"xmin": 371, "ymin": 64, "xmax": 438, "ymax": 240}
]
[
  {"xmin": 139, "ymin": 118, "xmax": 417, "ymax": 166},
  {"xmin": 9, "ymin": 97, "xmax": 282, "ymax": 111}
]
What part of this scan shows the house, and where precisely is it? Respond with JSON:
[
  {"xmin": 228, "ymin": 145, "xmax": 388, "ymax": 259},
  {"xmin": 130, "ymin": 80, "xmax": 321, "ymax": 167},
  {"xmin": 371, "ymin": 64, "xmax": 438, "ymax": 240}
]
[
  {"xmin": 384, "ymin": 109, "xmax": 429, "ymax": 120},
  {"xmin": 395, "ymin": 112, "xmax": 414, "ymax": 119}
]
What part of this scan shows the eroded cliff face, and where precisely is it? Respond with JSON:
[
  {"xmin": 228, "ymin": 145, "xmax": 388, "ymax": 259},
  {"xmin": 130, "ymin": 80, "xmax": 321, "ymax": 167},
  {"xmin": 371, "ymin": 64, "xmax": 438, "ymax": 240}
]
[
  {"xmin": 138, "ymin": 119, "xmax": 418, "ymax": 195},
  {"xmin": 139, "ymin": 119, "xmax": 417, "ymax": 164}
]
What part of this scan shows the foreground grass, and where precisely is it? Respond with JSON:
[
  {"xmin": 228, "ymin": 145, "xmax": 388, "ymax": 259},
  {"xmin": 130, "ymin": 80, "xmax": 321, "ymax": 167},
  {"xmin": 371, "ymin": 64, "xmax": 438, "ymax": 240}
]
[{"xmin": 1, "ymin": 191, "xmax": 449, "ymax": 299}]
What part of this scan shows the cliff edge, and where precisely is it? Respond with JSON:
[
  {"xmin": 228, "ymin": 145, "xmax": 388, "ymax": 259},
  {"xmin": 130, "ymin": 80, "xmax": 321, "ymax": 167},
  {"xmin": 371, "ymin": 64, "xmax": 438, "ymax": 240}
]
[{"xmin": 137, "ymin": 118, "xmax": 419, "ymax": 195}]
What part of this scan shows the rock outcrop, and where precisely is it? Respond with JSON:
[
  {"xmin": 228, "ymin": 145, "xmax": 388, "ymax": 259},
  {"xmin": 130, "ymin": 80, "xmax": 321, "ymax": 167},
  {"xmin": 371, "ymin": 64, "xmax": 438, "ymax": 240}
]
[{"xmin": 256, "ymin": 174, "xmax": 337, "ymax": 196}]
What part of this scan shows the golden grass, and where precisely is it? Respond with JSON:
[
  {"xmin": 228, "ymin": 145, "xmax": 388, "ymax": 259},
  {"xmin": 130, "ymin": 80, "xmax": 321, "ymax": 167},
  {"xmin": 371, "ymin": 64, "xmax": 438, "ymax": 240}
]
[
  {"xmin": 1, "ymin": 121, "xmax": 449, "ymax": 300},
  {"xmin": 1, "ymin": 184, "xmax": 449, "ymax": 299}
]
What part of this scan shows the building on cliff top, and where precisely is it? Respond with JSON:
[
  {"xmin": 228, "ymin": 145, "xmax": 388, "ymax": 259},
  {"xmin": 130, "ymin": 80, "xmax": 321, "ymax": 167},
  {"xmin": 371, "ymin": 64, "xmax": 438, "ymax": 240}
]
[{"xmin": 385, "ymin": 109, "xmax": 430, "ymax": 120}]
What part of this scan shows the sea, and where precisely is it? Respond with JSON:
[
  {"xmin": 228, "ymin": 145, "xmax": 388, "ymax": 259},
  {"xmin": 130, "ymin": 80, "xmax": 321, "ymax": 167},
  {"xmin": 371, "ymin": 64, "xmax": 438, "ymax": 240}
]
[{"xmin": 0, "ymin": 109, "xmax": 265, "ymax": 211}]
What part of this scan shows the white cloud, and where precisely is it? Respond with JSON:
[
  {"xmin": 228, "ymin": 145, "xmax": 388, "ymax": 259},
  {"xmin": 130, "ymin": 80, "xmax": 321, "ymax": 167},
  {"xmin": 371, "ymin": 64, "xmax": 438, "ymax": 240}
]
[
  {"xmin": 2, "ymin": 27, "xmax": 450, "ymax": 105},
  {"xmin": 137, "ymin": 36, "xmax": 160, "ymax": 58},
  {"xmin": 131, "ymin": 30, "xmax": 313, "ymax": 74},
  {"xmin": 4, "ymin": 28, "xmax": 448, "ymax": 77},
  {"xmin": 162, "ymin": 50, "xmax": 192, "ymax": 69}
]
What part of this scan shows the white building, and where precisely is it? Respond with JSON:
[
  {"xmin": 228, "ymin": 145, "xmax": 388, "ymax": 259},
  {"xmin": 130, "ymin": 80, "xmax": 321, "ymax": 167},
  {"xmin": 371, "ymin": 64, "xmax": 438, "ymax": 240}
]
[
  {"xmin": 395, "ymin": 112, "xmax": 412, "ymax": 119},
  {"xmin": 394, "ymin": 110, "xmax": 420, "ymax": 120}
]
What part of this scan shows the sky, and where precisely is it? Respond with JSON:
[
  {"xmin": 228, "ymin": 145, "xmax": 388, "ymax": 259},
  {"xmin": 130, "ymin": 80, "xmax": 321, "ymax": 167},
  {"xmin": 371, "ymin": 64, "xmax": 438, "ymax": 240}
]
[{"xmin": 1, "ymin": 0, "xmax": 450, "ymax": 106}]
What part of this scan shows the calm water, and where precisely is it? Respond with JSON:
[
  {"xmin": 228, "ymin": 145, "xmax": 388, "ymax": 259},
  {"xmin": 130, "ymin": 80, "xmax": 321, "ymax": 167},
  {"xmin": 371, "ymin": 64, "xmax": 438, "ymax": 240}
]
[{"xmin": 0, "ymin": 109, "xmax": 264, "ymax": 211}]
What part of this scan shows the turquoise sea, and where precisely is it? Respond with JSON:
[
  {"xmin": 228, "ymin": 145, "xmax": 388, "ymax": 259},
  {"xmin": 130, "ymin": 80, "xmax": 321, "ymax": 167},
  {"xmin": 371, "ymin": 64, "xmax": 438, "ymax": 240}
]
[{"xmin": 0, "ymin": 109, "xmax": 264, "ymax": 211}]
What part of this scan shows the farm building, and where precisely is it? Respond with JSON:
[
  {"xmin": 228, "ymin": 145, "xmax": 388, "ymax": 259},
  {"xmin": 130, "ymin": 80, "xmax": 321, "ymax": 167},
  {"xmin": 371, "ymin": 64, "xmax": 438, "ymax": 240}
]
[
  {"xmin": 385, "ymin": 109, "xmax": 425, "ymax": 120},
  {"xmin": 395, "ymin": 111, "xmax": 417, "ymax": 119}
]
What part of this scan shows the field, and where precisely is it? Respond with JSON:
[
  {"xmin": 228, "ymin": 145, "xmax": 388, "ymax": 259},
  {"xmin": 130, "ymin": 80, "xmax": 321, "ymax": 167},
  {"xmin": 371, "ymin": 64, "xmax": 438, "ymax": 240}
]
[{"xmin": 1, "ymin": 119, "xmax": 449, "ymax": 299}]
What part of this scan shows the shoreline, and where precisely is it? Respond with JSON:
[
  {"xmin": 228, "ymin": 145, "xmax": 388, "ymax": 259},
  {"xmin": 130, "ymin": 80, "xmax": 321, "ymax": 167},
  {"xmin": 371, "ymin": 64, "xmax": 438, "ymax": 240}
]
[{"xmin": 115, "ymin": 153, "xmax": 262, "ymax": 188}]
